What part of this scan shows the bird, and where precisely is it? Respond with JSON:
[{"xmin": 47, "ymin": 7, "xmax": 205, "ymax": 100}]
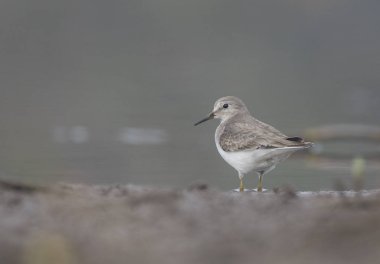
[{"xmin": 194, "ymin": 96, "xmax": 312, "ymax": 192}]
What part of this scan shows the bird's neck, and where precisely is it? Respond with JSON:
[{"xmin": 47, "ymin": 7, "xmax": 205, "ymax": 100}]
[{"xmin": 220, "ymin": 111, "xmax": 250, "ymax": 124}]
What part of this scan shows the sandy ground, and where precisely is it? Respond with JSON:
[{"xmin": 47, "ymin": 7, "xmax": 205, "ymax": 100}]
[{"xmin": 1, "ymin": 181, "xmax": 380, "ymax": 264}]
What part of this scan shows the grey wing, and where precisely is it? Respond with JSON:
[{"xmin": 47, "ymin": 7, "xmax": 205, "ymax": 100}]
[
  {"xmin": 219, "ymin": 128, "xmax": 262, "ymax": 151},
  {"xmin": 219, "ymin": 120, "xmax": 303, "ymax": 152}
]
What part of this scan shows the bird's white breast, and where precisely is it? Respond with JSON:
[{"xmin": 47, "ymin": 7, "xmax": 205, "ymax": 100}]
[{"xmin": 215, "ymin": 141, "xmax": 266, "ymax": 174}]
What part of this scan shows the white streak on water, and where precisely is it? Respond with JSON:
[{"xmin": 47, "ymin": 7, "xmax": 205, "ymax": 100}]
[
  {"xmin": 118, "ymin": 127, "xmax": 167, "ymax": 145},
  {"xmin": 52, "ymin": 126, "xmax": 89, "ymax": 144}
]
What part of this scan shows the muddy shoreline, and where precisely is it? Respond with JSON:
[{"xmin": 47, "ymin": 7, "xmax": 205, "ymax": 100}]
[{"xmin": 1, "ymin": 181, "xmax": 380, "ymax": 264}]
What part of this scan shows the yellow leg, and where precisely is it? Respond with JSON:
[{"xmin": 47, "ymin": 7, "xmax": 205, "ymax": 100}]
[
  {"xmin": 239, "ymin": 178, "xmax": 244, "ymax": 192},
  {"xmin": 257, "ymin": 173, "xmax": 263, "ymax": 192}
]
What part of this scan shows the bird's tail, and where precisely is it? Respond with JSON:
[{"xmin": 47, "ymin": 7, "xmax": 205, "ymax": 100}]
[{"xmin": 286, "ymin": 136, "xmax": 313, "ymax": 148}]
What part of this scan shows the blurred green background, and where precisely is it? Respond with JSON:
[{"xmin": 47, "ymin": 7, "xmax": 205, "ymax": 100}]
[{"xmin": 0, "ymin": 0, "xmax": 379, "ymax": 190}]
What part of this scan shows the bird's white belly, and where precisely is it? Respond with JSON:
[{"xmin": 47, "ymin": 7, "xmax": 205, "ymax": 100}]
[{"xmin": 215, "ymin": 141, "xmax": 301, "ymax": 175}]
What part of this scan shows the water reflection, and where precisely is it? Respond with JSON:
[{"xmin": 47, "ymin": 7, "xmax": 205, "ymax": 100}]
[{"xmin": 300, "ymin": 124, "xmax": 380, "ymax": 190}]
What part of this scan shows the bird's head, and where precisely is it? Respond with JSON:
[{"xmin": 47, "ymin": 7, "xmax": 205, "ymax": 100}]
[{"xmin": 194, "ymin": 96, "xmax": 249, "ymax": 126}]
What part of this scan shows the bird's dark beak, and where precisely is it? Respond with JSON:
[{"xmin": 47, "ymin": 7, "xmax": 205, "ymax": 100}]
[{"xmin": 194, "ymin": 112, "xmax": 215, "ymax": 126}]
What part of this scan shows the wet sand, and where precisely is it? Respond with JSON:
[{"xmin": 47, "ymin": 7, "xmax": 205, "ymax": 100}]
[{"xmin": 1, "ymin": 181, "xmax": 380, "ymax": 264}]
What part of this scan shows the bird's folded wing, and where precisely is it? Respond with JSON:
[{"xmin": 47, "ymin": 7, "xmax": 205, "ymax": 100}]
[{"xmin": 220, "ymin": 121, "xmax": 305, "ymax": 152}]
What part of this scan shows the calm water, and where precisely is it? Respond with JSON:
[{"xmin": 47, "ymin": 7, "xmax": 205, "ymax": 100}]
[{"xmin": 1, "ymin": 0, "xmax": 379, "ymax": 190}]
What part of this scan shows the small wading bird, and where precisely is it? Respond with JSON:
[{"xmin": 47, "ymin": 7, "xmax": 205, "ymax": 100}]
[{"xmin": 195, "ymin": 96, "xmax": 312, "ymax": 192}]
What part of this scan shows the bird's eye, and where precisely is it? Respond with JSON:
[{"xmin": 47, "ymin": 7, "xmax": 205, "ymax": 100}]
[{"xmin": 223, "ymin": 103, "xmax": 229, "ymax": 109}]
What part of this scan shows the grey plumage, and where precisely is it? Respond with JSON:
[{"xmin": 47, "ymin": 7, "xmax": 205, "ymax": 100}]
[{"xmin": 217, "ymin": 112, "xmax": 311, "ymax": 152}]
